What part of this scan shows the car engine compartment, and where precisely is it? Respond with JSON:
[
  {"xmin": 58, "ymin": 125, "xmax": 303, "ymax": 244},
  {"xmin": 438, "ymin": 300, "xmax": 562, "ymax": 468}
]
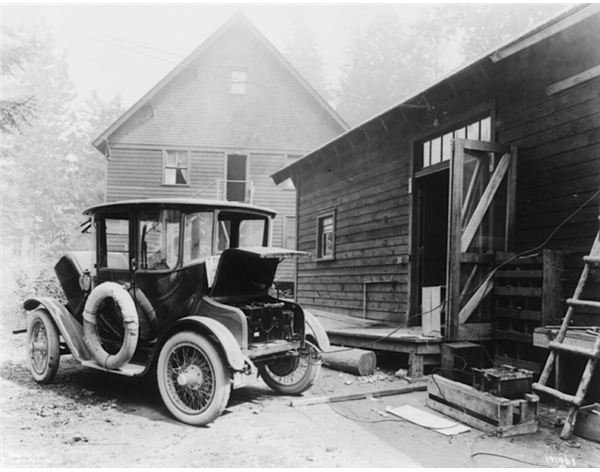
[{"xmin": 230, "ymin": 297, "xmax": 304, "ymax": 345}]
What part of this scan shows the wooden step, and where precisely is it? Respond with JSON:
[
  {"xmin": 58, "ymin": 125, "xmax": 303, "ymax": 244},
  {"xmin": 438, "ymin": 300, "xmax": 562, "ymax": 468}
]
[
  {"xmin": 583, "ymin": 255, "xmax": 600, "ymax": 265},
  {"xmin": 532, "ymin": 383, "xmax": 582, "ymax": 406},
  {"xmin": 548, "ymin": 340, "xmax": 600, "ymax": 358},
  {"xmin": 566, "ymin": 298, "xmax": 600, "ymax": 311}
]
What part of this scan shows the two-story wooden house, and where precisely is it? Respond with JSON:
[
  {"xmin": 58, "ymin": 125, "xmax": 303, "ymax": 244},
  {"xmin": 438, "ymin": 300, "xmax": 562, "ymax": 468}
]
[{"xmin": 92, "ymin": 13, "xmax": 347, "ymax": 290}]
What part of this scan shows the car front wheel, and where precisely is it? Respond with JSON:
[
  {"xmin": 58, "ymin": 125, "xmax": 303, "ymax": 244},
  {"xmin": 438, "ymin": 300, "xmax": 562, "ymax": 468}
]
[
  {"xmin": 157, "ymin": 331, "xmax": 231, "ymax": 426},
  {"xmin": 258, "ymin": 341, "xmax": 320, "ymax": 395},
  {"xmin": 27, "ymin": 309, "xmax": 60, "ymax": 384}
]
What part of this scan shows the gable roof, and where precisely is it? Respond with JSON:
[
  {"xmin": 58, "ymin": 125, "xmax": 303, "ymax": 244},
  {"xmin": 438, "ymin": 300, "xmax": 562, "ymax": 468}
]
[
  {"xmin": 92, "ymin": 12, "xmax": 348, "ymax": 155},
  {"xmin": 271, "ymin": 3, "xmax": 600, "ymax": 184}
]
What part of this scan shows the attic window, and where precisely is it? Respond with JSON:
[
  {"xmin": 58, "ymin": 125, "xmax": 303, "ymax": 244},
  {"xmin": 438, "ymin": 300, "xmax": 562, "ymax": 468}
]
[{"xmin": 230, "ymin": 70, "xmax": 247, "ymax": 95}]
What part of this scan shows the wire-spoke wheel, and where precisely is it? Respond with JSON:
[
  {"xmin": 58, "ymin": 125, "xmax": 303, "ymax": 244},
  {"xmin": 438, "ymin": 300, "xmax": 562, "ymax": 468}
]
[
  {"xmin": 157, "ymin": 331, "xmax": 230, "ymax": 426},
  {"xmin": 258, "ymin": 341, "xmax": 320, "ymax": 395},
  {"xmin": 26, "ymin": 310, "xmax": 60, "ymax": 384}
]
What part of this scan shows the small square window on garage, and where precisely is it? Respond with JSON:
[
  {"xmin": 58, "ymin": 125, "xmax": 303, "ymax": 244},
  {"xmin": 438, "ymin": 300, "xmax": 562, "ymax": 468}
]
[
  {"xmin": 317, "ymin": 212, "xmax": 335, "ymax": 260},
  {"xmin": 163, "ymin": 150, "xmax": 189, "ymax": 185}
]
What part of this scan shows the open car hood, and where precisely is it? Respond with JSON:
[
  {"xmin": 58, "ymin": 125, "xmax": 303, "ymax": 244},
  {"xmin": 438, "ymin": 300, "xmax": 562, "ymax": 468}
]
[{"xmin": 209, "ymin": 247, "xmax": 310, "ymax": 298}]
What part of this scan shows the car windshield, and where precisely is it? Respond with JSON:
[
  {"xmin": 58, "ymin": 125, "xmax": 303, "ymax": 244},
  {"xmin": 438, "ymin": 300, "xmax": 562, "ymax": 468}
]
[
  {"xmin": 139, "ymin": 209, "xmax": 181, "ymax": 270},
  {"xmin": 217, "ymin": 211, "xmax": 268, "ymax": 252}
]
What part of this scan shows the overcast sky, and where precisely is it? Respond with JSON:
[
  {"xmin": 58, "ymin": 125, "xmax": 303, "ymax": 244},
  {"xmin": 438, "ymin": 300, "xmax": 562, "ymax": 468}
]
[{"xmin": 1, "ymin": 3, "xmax": 431, "ymax": 106}]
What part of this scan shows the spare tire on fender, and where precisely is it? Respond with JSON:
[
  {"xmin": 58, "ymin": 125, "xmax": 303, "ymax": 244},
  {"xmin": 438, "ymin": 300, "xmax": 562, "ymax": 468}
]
[{"xmin": 83, "ymin": 282, "xmax": 139, "ymax": 369}]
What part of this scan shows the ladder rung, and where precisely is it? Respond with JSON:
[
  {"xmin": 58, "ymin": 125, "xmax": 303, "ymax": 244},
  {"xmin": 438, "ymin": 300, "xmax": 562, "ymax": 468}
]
[
  {"xmin": 548, "ymin": 341, "xmax": 600, "ymax": 358},
  {"xmin": 583, "ymin": 255, "xmax": 600, "ymax": 265},
  {"xmin": 566, "ymin": 298, "xmax": 600, "ymax": 311},
  {"xmin": 532, "ymin": 383, "xmax": 582, "ymax": 406}
]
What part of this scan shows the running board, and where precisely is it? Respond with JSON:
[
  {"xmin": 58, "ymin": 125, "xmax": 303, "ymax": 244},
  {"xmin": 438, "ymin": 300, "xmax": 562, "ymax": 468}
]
[{"xmin": 80, "ymin": 360, "xmax": 146, "ymax": 376}]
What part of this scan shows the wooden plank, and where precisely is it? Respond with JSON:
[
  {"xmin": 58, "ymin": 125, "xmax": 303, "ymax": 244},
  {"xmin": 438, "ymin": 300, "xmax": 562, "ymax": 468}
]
[
  {"xmin": 461, "ymin": 153, "xmax": 510, "ymax": 252},
  {"xmin": 289, "ymin": 384, "xmax": 427, "ymax": 407},
  {"xmin": 547, "ymin": 64, "xmax": 600, "ymax": 96},
  {"xmin": 495, "ymin": 286, "xmax": 542, "ymax": 297},
  {"xmin": 490, "ymin": 5, "xmax": 600, "ymax": 62},
  {"xmin": 457, "ymin": 323, "xmax": 493, "ymax": 340},
  {"xmin": 494, "ymin": 307, "xmax": 541, "ymax": 322},
  {"xmin": 459, "ymin": 276, "xmax": 493, "ymax": 323},
  {"xmin": 505, "ymin": 145, "xmax": 517, "ymax": 251},
  {"xmin": 428, "ymin": 374, "xmax": 513, "ymax": 422},
  {"xmin": 493, "ymin": 329, "xmax": 533, "ymax": 344},
  {"xmin": 446, "ymin": 139, "xmax": 465, "ymax": 341},
  {"xmin": 542, "ymin": 250, "xmax": 563, "ymax": 325},
  {"xmin": 495, "ymin": 270, "xmax": 543, "ymax": 279},
  {"xmin": 462, "ymin": 139, "xmax": 510, "ymax": 154}
]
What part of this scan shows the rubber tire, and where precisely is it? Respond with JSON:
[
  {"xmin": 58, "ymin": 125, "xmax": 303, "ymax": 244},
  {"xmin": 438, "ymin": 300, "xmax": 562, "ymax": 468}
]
[
  {"xmin": 156, "ymin": 331, "xmax": 231, "ymax": 426},
  {"xmin": 27, "ymin": 309, "xmax": 60, "ymax": 384},
  {"xmin": 258, "ymin": 341, "xmax": 320, "ymax": 395}
]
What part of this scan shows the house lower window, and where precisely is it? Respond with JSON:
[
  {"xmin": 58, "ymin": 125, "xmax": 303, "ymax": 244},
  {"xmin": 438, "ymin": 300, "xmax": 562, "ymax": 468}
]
[
  {"xmin": 317, "ymin": 212, "xmax": 335, "ymax": 260},
  {"xmin": 163, "ymin": 150, "xmax": 189, "ymax": 185}
]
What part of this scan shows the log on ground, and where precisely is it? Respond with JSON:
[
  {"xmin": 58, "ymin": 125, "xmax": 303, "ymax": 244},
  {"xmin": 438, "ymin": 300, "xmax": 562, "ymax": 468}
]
[{"xmin": 322, "ymin": 347, "xmax": 377, "ymax": 376}]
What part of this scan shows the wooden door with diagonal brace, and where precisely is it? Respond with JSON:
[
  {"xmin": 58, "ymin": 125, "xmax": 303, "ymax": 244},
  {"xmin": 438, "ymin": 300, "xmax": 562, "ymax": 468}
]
[{"xmin": 446, "ymin": 139, "xmax": 518, "ymax": 341}]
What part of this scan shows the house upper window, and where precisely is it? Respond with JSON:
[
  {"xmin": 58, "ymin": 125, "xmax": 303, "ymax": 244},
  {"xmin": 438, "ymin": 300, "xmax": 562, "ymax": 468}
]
[
  {"xmin": 317, "ymin": 212, "xmax": 335, "ymax": 260},
  {"xmin": 164, "ymin": 150, "xmax": 189, "ymax": 185},
  {"xmin": 230, "ymin": 70, "xmax": 247, "ymax": 95},
  {"xmin": 421, "ymin": 116, "xmax": 491, "ymax": 169}
]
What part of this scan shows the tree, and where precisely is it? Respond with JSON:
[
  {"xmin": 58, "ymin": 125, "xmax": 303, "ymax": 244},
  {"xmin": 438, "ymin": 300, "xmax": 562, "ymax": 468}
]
[
  {"xmin": 430, "ymin": 4, "xmax": 566, "ymax": 63},
  {"xmin": 0, "ymin": 26, "xmax": 124, "ymax": 261},
  {"xmin": 334, "ymin": 4, "xmax": 566, "ymax": 126},
  {"xmin": 0, "ymin": 28, "xmax": 37, "ymax": 133},
  {"xmin": 282, "ymin": 15, "xmax": 332, "ymax": 102}
]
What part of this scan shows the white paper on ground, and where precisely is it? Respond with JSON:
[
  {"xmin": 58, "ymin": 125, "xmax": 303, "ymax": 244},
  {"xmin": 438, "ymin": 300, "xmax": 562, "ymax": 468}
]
[{"xmin": 385, "ymin": 405, "xmax": 471, "ymax": 436}]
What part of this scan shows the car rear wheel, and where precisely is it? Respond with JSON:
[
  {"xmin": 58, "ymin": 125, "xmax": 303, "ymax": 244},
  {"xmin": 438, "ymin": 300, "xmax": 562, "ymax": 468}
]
[
  {"xmin": 27, "ymin": 310, "xmax": 60, "ymax": 384},
  {"xmin": 157, "ymin": 331, "xmax": 231, "ymax": 426},
  {"xmin": 258, "ymin": 341, "xmax": 320, "ymax": 395}
]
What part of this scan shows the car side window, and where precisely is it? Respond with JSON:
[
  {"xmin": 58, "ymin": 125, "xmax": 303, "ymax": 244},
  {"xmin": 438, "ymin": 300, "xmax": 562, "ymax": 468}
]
[
  {"xmin": 183, "ymin": 212, "xmax": 213, "ymax": 265},
  {"xmin": 101, "ymin": 215, "xmax": 130, "ymax": 270},
  {"xmin": 139, "ymin": 209, "xmax": 181, "ymax": 270}
]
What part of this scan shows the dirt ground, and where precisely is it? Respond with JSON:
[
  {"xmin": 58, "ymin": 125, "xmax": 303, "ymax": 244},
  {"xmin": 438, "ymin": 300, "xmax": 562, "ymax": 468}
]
[{"xmin": 1, "ymin": 329, "xmax": 600, "ymax": 469}]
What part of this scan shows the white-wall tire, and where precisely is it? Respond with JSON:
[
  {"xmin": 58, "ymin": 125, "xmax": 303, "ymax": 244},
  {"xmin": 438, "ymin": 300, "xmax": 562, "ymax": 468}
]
[{"xmin": 82, "ymin": 282, "xmax": 139, "ymax": 369}]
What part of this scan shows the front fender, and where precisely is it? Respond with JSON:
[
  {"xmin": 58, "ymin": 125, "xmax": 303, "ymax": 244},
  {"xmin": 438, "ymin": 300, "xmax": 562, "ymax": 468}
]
[
  {"xmin": 23, "ymin": 297, "xmax": 92, "ymax": 362},
  {"xmin": 303, "ymin": 309, "xmax": 331, "ymax": 352},
  {"xmin": 164, "ymin": 316, "xmax": 246, "ymax": 372}
]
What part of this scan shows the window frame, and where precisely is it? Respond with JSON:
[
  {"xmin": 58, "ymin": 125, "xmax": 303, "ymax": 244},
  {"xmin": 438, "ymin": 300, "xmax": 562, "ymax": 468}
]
[
  {"xmin": 283, "ymin": 215, "xmax": 297, "ymax": 250},
  {"xmin": 162, "ymin": 149, "xmax": 190, "ymax": 186},
  {"xmin": 316, "ymin": 210, "xmax": 336, "ymax": 261},
  {"xmin": 230, "ymin": 69, "xmax": 247, "ymax": 95},
  {"xmin": 414, "ymin": 102, "xmax": 496, "ymax": 177}
]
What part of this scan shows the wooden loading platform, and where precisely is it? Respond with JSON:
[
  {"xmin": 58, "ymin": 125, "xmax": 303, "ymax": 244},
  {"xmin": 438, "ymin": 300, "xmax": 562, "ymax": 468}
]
[{"xmin": 313, "ymin": 310, "xmax": 443, "ymax": 378}]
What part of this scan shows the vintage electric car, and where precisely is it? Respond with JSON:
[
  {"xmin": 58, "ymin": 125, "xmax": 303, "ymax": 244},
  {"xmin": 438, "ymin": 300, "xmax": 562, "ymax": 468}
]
[{"xmin": 23, "ymin": 198, "xmax": 329, "ymax": 425}]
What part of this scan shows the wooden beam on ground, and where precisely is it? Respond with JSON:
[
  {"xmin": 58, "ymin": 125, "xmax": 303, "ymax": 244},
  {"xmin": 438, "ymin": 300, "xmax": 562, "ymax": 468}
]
[
  {"xmin": 289, "ymin": 384, "xmax": 427, "ymax": 407},
  {"xmin": 322, "ymin": 348, "xmax": 377, "ymax": 376}
]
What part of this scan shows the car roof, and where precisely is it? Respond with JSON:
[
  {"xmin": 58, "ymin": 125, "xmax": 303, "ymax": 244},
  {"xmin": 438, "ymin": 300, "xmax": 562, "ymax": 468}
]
[{"xmin": 83, "ymin": 198, "xmax": 277, "ymax": 217}]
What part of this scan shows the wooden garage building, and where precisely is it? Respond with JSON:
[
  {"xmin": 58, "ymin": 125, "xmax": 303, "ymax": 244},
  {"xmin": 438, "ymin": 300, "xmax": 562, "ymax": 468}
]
[{"xmin": 272, "ymin": 5, "xmax": 600, "ymax": 377}]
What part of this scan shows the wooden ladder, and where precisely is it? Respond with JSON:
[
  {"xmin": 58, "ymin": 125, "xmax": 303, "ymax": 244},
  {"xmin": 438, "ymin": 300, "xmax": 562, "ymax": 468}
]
[{"xmin": 532, "ymin": 229, "xmax": 600, "ymax": 439}]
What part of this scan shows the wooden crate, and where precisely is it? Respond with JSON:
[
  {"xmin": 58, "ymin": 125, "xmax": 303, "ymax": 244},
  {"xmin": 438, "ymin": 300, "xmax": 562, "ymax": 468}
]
[{"xmin": 427, "ymin": 374, "xmax": 539, "ymax": 437}]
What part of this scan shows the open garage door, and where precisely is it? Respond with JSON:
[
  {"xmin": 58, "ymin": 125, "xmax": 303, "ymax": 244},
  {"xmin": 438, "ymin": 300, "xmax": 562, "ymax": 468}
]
[{"xmin": 445, "ymin": 139, "xmax": 518, "ymax": 341}]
